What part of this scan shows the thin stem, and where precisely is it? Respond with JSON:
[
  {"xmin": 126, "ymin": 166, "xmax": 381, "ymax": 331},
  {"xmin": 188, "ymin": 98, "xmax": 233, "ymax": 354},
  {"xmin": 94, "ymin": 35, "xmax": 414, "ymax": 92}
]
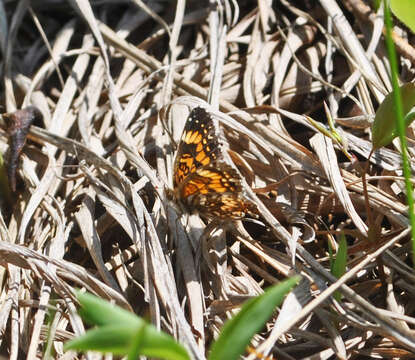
[{"xmin": 383, "ymin": 0, "xmax": 415, "ymax": 265}]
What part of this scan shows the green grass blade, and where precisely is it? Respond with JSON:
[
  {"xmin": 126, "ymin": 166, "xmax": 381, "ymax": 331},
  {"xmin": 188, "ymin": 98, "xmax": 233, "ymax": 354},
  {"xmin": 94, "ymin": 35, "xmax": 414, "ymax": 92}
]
[
  {"xmin": 330, "ymin": 234, "xmax": 348, "ymax": 302},
  {"xmin": 208, "ymin": 276, "xmax": 300, "ymax": 360}
]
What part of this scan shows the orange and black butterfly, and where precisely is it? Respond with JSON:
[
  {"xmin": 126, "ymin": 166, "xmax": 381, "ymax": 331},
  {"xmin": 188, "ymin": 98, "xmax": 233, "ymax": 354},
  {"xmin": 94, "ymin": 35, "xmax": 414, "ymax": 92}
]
[{"xmin": 171, "ymin": 106, "xmax": 256, "ymax": 219}]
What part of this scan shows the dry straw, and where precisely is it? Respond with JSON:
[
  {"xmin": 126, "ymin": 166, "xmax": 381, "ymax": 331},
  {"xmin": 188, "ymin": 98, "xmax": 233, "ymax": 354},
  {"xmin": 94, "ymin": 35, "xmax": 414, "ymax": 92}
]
[{"xmin": 0, "ymin": 0, "xmax": 415, "ymax": 359}]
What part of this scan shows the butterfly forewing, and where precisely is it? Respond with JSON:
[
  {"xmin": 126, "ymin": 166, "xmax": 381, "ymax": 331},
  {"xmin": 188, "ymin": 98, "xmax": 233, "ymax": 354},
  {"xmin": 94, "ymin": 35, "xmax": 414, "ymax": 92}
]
[{"xmin": 173, "ymin": 107, "xmax": 220, "ymax": 186}]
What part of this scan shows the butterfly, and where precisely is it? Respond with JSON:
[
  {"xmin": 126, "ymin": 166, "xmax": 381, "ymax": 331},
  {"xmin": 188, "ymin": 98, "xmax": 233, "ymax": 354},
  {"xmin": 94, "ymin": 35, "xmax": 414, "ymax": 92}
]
[{"xmin": 171, "ymin": 106, "xmax": 255, "ymax": 219}]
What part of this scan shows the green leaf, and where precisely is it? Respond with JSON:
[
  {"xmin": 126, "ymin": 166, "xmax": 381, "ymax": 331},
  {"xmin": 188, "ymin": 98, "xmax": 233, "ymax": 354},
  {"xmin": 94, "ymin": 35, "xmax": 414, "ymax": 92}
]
[
  {"xmin": 390, "ymin": 0, "xmax": 415, "ymax": 34},
  {"xmin": 75, "ymin": 290, "xmax": 141, "ymax": 328},
  {"xmin": 64, "ymin": 323, "xmax": 190, "ymax": 360},
  {"xmin": 128, "ymin": 324, "xmax": 147, "ymax": 360},
  {"xmin": 330, "ymin": 234, "xmax": 348, "ymax": 302},
  {"xmin": 65, "ymin": 291, "xmax": 190, "ymax": 360},
  {"xmin": 372, "ymin": 82, "xmax": 415, "ymax": 149},
  {"xmin": 208, "ymin": 276, "xmax": 300, "ymax": 360},
  {"xmin": 130, "ymin": 324, "xmax": 190, "ymax": 360},
  {"xmin": 64, "ymin": 325, "xmax": 138, "ymax": 355}
]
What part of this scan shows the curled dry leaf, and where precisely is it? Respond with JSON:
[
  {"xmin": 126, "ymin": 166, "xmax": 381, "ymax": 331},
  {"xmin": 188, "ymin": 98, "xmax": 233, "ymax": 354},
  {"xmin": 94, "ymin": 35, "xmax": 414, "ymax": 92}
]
[{"xmin": 2, "ymin": 106, "xmax": 42, "ymax": 192}]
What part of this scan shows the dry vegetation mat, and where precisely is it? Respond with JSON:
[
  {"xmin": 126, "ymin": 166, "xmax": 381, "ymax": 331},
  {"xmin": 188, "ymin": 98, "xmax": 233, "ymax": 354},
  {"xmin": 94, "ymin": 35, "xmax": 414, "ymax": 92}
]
[{"xmin": 0, "ymin": 0, "xmax": 415, "ymax": 359}]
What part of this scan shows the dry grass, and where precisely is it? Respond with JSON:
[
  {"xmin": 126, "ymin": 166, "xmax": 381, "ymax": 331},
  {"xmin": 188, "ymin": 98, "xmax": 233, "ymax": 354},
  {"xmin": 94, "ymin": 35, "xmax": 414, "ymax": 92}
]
[{"xmin": 0, "ymin": 0, "xmax": 415, "ymax": 359}]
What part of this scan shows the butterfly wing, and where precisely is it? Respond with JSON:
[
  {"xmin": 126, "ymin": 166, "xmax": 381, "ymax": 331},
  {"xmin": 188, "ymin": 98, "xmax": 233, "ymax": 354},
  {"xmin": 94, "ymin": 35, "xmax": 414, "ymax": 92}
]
[
  {"xmin": 185, "ymin": 163, "xmax": 254, "ymax": 219},
  {"xmin": 173, "ymin": 107, "xmax": 221, "ymax": 186},
  {"xmin": 173, "ymin": 107, "xmax": 255, "ymax": 219}
]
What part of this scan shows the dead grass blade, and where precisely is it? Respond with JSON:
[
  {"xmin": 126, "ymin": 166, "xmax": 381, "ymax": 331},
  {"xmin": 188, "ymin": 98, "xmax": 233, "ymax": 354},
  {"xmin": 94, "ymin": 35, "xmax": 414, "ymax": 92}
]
[{"xmin": 1, "ymin": 1, "xmax": 415, "ymax": 359}]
